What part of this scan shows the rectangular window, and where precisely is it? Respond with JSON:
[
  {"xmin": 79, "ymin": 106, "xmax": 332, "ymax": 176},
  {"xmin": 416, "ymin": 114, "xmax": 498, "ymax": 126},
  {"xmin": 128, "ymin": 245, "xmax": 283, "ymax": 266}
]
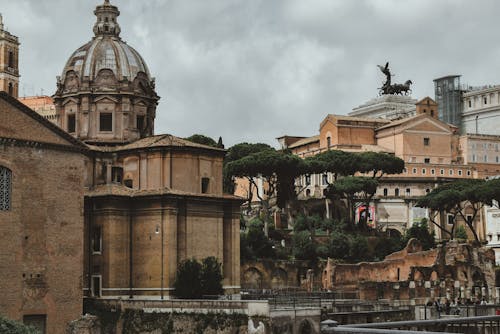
[
  {"xmin": 137, "ymin": 115, "xmax": 145, "ymax": 131},
  {"xmin": 423, "ymin": 137, "xmax": 430, "ymax": 146},
  {"xmin": 111, "ymin": 167, "xmax": 123, "ymax": 183},
  {"xmin": 201, "ymin": 177, "xmax": 210, "ymax": 193},
  {"xmin": 467, "ymin": 170, "xmax": 471, "ymax": 176},
  {"xmin": 405, "ymin": 188, "xmax": 411, "ymax": 196},
  {"xmin": 468, "ymin": 100, "xmax": 472, "ymax": 108},
  {"xmin": 8, "ymin": 51, "xmax": 14, "ymax": 69},
  {"xmin": 472, "ymin": 154, "xmax": 476, "ymax": 162},
  {"xmin": 394, "ymin": 188, "xmax": 399, "ymax": 197},
  {"xmin": 466, "ymin": 215, "xmax": 473, "ymax": 225},
  {"xmin": 322, "ymin": 174, "xmax": 328, "ymax": 185},
  {"xmin": 91, "ymin": 275, "xmax": 102, "ymax": 297},
  {"xmin": 67, "ymin": 114, "xmax": 76, "ymax": 133},
  {"xmin": 449, "ymin": 169, "xmax": 453, "ymax": 175},
  {"xmin": 484, "ymin": 155, "xmax": 488, "ymax": 162},
  {"xmin": 447, "ymin": 214, "xmax": 454, "ymax": 225},
  {"xmin": 99, "ymin": 113, "xmax": 113, "ymax": 132},
  {"xmin": 305, "ymin": 175, "xmax": 311, "ymax": 186},
  {"xmin": 484, "ymin": 97, "xmax": 488, "ymax": 104},
  {"xmin": 383, "ymin": 188, "xmax": 388, "ymax": 197},
  {"xmin": 424, "ymin": 158, "xmax": 430, "ymax": 164},
  {"xmin": 92, "ymin": 225, "xmax": 102, "ymax": 254}
]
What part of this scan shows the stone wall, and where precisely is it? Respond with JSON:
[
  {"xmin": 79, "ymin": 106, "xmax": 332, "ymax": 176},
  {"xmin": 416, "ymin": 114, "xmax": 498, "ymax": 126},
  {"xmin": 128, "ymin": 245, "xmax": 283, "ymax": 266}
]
[
  {"xmin": 241, "ymin": 260, "xmax": 314, "ymax": 290},
  {"xmin": 0, "ymin": 142, "xmax": 85, "ymax": 333},
  {"xmin": 323, "ymin": 239, "xmax": 497, "ymax": 303}
]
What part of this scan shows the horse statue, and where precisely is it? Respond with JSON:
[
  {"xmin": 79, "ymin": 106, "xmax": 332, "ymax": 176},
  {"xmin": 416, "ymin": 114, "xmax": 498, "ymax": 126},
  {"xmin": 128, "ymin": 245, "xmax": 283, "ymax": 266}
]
[
  {"xmin": 377, "ymin": 62, "xmax": 413, "ymax": 96},
  {"xmin": 389, "ymin": 80, "xmax": 412, "ymax": 95}
]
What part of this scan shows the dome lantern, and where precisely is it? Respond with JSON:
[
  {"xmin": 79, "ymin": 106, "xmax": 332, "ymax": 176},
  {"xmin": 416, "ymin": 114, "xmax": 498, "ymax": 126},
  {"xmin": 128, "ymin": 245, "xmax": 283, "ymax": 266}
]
[
  {"xmin": 93, "ymin": 0, "xmax": 121, "ymax": 38},
  {"xmin": 53, "ymin": 1, "xmax": 159, "ymax": 146}
]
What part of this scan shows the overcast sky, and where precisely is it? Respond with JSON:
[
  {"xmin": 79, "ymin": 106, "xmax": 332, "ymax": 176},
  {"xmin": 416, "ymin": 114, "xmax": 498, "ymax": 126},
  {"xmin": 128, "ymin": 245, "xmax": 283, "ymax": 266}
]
[{"xmin": 2, "ymin": 0, "xmax": 500, "ymax": 147}]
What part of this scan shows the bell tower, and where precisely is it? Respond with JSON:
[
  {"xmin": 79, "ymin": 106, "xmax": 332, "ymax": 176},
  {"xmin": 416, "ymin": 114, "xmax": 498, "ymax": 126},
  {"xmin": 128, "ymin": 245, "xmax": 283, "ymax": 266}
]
[{"xmin": 0, "ymin": 14, "xmax": 20, "ymax": 98}]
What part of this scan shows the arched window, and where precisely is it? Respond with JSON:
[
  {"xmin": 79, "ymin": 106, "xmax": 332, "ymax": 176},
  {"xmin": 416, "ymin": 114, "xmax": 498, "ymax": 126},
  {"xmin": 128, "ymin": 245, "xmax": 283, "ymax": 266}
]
[
  {"xmin": 0, "ymin": 166, "xmax": 12, "ymax": 211},
  {"xmin": 8, "ymin": 83, "xmax": 13, "ymax": 96}
]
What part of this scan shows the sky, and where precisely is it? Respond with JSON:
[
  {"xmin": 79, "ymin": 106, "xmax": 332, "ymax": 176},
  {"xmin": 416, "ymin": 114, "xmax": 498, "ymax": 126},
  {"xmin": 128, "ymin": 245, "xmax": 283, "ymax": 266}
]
[{"xmin": 2, "ymin": 0, "xmax": 500, "ymax": 147}]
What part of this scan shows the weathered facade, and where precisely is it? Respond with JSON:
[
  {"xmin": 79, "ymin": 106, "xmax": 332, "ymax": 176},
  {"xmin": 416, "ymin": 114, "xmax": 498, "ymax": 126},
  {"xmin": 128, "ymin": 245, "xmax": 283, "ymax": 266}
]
[
  {"xmin": 48, "ymin": 1, "xmax": 243, "ymax": 299},
  {"xmin": 0, "ymin": 2, "xmax": 242, "ymax": 332},
  {"xmin": 84, "ymin": 137, "xmax": 242, "ymax": 298},
  {"xmin": 0, "ymin": 92, "xmax": 88, "ymax": 333}
]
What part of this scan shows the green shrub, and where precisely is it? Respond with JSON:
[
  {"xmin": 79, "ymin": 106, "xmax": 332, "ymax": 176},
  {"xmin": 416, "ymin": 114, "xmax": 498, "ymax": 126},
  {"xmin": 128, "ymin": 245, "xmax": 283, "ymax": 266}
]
[
  {"xmin": 292, "ymin": 231, "xmax": 316, "ymax": 261},
  {"xmin": 173, "ymin": 259, "xmax": 202, "ymax": 299},
  {"xmin": 0, "ymin": 316, "xmax": 39, "ymax": 334},
  {"xmin": 201, "ymin": 257, "xmax": 223, "ymax": 296},
  {"xmin": 455, "ymin": 225, "xmax": 468, "ymax": 240},
  {"xmin": 404, "ymin": 219, "xmax": 435, "ymax": 250}
]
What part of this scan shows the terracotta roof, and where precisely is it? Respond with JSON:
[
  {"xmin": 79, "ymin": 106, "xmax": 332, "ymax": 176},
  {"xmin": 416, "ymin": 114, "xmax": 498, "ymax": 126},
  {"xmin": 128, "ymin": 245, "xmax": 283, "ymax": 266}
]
[
  {"xmin": 86, "ymin": 183, "xmax": 243, "ymax": 201},
  {"xmin": 288, "ymin": 135, "xmax": 320, "ymax": 148},
  {"xmin": 19, "ymin": 95, "xmax": 55, "ymax": 108},
  {"xmin": 326, "ymin": 114, "xmax": 391, "ymax": 124},
  {"xmin": 375, "ymin": 113, "xmax": 456, "ymax": 131},
  {"xmin": 0, "ymin": 91, "xmax": 88, "ymax": 151},
  {"xmin": 87, "ymin": 134, "xmax": 225, "ymax": 153},
  {"xmin": 375, "ymin": 114, "xmax": 422, "ymax": 131},
  {"xmin": 340, "ymin": 144, "xmax": 394, "ymax": 153}
]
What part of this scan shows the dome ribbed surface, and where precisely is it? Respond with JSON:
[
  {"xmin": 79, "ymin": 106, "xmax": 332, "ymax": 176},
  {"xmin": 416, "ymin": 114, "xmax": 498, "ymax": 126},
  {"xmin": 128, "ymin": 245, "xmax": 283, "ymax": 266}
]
[{"xmin": 61, "ymin": 37, "xmax": 151, "ymax": 83}]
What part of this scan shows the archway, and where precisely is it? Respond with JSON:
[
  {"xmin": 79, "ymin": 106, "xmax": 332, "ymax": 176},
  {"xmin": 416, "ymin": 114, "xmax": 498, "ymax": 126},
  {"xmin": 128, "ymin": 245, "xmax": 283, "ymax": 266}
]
[
  {"xmin": 243, "ymin": 267, "xmax": 263, "ymax": 290},
  {"xmin": 271, "ymin": 268, "xmax": 288, "ymax": 289},
  {"xmin": 299, "ymin": 320, "xmax": 313, "ymax": 334}
]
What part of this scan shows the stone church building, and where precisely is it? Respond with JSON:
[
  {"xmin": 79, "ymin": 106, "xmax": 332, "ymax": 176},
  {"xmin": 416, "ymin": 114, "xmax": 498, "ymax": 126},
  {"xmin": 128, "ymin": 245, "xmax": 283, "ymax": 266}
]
[{"xmin": 0, "ymin": 1, "xmax": 241, "ymax": 332}]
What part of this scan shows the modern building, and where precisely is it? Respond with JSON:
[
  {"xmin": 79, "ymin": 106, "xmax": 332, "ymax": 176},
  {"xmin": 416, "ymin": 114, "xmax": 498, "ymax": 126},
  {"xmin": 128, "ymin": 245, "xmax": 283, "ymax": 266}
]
[
  {"xmin": 0, "ymin": 14, "xmax": 19, "ymax": 98},
  {"xmin": 433, "ymin": 75, "xmax": 463, "ymax": 129}
]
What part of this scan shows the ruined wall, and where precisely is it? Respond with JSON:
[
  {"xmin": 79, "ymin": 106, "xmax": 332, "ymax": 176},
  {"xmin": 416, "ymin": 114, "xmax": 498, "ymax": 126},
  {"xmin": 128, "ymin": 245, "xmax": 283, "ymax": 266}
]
[
  {"xmin": 241, "ymin": 260, "xmax": 312, "ymax": 290},
  {"xmin": 323, "ymin": 239, "xmax": 496, "ymax": 302}
]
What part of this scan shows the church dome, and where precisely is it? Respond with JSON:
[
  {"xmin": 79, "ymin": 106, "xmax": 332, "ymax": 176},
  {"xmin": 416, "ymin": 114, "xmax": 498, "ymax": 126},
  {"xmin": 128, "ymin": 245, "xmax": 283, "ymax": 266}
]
[
  {"xmin": 61, "ymin": 37, "xmax": 151, "ymax": 84},
  {"xmin": 58, "ymin": 0, "xmax": 153, "ymax": 88},
  {"xmin": 54, "ymin": 0, "xmax": 159, "ymax": 145}
]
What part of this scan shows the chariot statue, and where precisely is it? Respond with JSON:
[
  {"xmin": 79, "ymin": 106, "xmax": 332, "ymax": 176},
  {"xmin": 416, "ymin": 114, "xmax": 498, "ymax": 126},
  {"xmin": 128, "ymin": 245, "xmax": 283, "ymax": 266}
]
[{"xmin": 377, "ymin": 62, "xmax": 412, "ymax": 96}]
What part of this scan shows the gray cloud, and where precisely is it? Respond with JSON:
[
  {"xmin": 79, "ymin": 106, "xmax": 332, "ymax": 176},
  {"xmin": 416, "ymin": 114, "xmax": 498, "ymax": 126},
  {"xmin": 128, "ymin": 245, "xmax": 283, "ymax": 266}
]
[{"xmin": 2, "ymin": 0, "xmax": 500, "ymax": 146}]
